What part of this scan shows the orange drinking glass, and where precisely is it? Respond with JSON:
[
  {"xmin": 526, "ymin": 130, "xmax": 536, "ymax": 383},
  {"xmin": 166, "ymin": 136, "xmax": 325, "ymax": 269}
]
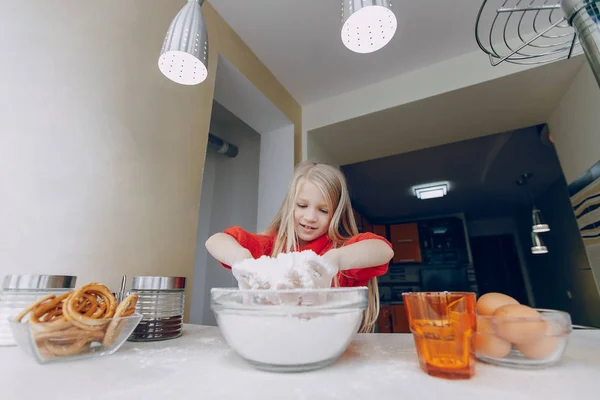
[{"xmin": 402, "ymin": 292, "xmax": 477, "ymax": 380}]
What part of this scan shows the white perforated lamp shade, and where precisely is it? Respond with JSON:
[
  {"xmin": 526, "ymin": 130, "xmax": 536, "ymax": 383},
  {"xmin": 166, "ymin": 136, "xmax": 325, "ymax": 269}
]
[
  {"xmin": 159, "ymin": 0, "xmax": 208, "ymax": 85},
  {"xmin": 341, "ymin": 0, "xmax": 397, "ymax": 54}
]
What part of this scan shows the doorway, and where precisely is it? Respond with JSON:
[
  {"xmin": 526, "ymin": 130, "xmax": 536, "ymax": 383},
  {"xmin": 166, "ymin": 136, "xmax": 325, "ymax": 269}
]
[
  {"xmin": 189, "ymin": 55, "xmax": 295, "ymax": 326},
  {"xmin": 470, "ymin": 234, "xmax": 529, "ymax": 305}
]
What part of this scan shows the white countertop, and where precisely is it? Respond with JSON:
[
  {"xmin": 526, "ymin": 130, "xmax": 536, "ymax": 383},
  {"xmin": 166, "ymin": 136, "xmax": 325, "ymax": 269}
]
[{"xmin": 1, "ymin": 324, "xmax": 599, "ymax": 399}]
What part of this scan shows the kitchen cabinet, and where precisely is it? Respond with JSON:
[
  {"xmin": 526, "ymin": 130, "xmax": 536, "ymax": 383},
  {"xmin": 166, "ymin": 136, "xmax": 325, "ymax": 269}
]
[
  {"xmin": 392, "ymin": 305, "xmax": 411, "ymax": 333},
  {"xmin": 418, "ymin": 217, "xmax": 470, "ymax": 265},
  {"xmin": 378, "ymin": 304, "xmax": 411, "ymax": 333},
  {"xmin": 377, "ymin": 305, "xmax": 393, "ymax": 333},
  {"xmin": 352, "ymin": 208, "xmax": 374, "ymax": 234},
  {"xmin": 378, "ymin": 265, "xmax": 420, "ymax": 284},
  {"xmin": 359, "ymin": 215, "xmax": 474, "ymax": 305},
  {"xmin": 372, "ymin": 224, "xmax": 387, "ymax": 239},
  {"xmin": 389, "ymin": 223, "xmax": 422, "ymax": 264},
  {"xmin": 352, "ymin": 209, "xmax": 363, "ymax": 232}
]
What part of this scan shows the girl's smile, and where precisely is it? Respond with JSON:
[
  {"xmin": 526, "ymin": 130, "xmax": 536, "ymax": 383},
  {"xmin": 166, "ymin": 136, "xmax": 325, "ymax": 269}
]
[{"xmin": 294, "ymin": 180, "xmax": 332, "ymax": 246}]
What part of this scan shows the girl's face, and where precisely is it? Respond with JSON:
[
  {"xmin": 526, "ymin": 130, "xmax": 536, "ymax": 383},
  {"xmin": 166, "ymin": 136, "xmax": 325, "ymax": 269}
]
[{"xmin": 294, "ymin": 180, "xmax": 332, "ymax": 246}]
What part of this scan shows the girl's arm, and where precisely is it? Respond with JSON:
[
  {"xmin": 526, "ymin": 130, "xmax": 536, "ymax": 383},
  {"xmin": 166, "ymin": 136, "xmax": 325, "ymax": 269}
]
[
  {"xmin": 324, "ymin": 239, "xmax": 394, "ymax": 271},
  {"xmin": 205, "ymin": 233, "xmax": 253, "ymax": 266}
]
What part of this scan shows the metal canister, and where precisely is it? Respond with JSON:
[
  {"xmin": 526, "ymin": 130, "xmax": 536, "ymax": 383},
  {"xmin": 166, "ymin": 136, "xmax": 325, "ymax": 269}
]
[
  {"xmin": 127, "ymin": 276, "xmax": 186, "ymax": 342},
  {"xmin": 0, "ymin": 274, "xmax": 77, "ymax": 346}
]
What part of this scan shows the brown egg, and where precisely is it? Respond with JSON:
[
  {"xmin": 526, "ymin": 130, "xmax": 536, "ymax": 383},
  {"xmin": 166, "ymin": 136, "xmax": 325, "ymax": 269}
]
[
  {"xmin": 493, "ymin": 304, "xmax": 547, "ymax": 345},
  {"xmin": 516, "ymin": 323, "xmax": 559, "ymax": 360},
  {"xmin": 475, "ymin": 316, "xmax": 512, "ymax": 359},
  {"xmin": 476, "ymin": 293, "xmax": 519, "ymax": 316}
]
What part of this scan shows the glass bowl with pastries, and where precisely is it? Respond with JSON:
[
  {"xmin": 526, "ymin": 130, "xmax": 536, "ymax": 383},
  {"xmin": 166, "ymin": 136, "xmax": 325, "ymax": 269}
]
[{"xmin": 8, "ymin": 282, "xmax": 142, "ymax": 364}]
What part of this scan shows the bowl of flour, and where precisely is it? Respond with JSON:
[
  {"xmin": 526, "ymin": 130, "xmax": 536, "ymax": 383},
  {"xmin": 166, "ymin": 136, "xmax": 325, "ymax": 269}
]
[{"xmin": 210, "ymin": 286, "xmax": 367, "ymax": 372}]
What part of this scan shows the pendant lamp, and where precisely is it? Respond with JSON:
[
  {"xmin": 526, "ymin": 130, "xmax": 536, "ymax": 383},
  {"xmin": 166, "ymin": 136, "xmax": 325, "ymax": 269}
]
[
  {"xmin": 517, "ymin": 173, "xmax": 551, "ymax": 254},
  {"xmin": 341, "ymin": 0, "xmax": 397, "ymax": 54},
  {"xmin": 159, "ymin": 0, "xmax": 209, "ymax": 85},
  {"xmin": 531, "ymin": 231, "xmax": 548, "ymax": 255},
  {"xmin": 532, "ymin": 207, "xmax": 550, "ymax": 233},
  {"xmin": 517, "ymin": 173, "xmax": 551, "ymax": 233}
]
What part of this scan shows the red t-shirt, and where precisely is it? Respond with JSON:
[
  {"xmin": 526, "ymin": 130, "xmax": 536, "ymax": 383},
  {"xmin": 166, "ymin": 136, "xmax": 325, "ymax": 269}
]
[{"xmin": 221, "ymin": 226, "xmax": 392, "ymax": 287}]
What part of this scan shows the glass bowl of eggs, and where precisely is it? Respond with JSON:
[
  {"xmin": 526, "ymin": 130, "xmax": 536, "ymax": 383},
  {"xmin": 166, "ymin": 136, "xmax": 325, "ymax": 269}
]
[{"xmin": 474, "ymin": 293, "xmax": 572, "ymax": 369}]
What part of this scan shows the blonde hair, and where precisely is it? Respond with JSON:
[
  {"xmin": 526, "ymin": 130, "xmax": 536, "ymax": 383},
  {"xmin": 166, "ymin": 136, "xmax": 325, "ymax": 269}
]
[{"xmin": 266, "ymin": 161, "xmax": 380, "ymax": 333}]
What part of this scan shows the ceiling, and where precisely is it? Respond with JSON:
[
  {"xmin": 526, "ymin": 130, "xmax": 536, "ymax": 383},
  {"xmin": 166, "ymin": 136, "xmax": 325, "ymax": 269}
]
[
  {"xmin": 207, "ymin": 0, "xmax": 581, "ymax": 224},
  {"xmin": 210, "ymin": 0, "xmax": 481, "ymax": 105},
  {"xmin": 342, "ymin": 125, "xmax": 564, "ymax": 222},
  {"xmin": 309, "ymin": 57, "xmax": 584, "ymax": 166}
]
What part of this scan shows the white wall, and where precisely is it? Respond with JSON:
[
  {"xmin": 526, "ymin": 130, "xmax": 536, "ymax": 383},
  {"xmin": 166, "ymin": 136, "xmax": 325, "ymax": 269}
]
[
  {"xmin": 306, "ymin": 132, "xmax": 339, "ymax": 165},
  {"xmin": 0, "ymin": 1, "xmax": 208, "ymax": 293},
  {"xmin": 549, "ymin": 63, "xmax": 600, "ymax": 183},
  {"xmin": 214, "ymin": 57, "xmax": 292, "ymax": 135},
  {"xmin": 189, "ymin": 55, "xmax": 295, "ymax": 325},
  {"xmin": 549, "ymin": 62, "xmax": 600, "ymax": 300},
  {"xmin": 189, "ymin": 153, "xmax": 217, "ymax": 325},
  {"xmin": 213, "ymin": 55, "xmax": 295, "ymax": 234},
  {"xmin": 190, "ymin": 123, "xmax": 261, "ymax": 326},
  {"xmin": 302, "ymin": 50, "xmax": 553, "ymax": 133},
  {"xmin": 257, "ymin": 125, "xmax": 294, "ymax": 232}
]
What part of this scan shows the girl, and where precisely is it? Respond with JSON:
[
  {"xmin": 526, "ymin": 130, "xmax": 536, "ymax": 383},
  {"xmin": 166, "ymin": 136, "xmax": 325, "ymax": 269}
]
[{"xmin": 205, "ymin": 161, "xmax": 394, "ymax": 333}]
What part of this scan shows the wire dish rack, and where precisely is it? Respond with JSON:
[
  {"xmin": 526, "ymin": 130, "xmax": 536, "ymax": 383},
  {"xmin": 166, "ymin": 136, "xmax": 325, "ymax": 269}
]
[{"xmin": 475, "ymin": 0, "xmax": 600, "ymax": 86}]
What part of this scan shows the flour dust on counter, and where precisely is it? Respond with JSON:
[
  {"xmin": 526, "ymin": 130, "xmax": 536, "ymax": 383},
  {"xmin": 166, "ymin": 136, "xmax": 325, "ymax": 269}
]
[{"xmin": 2, "ymin": 326, "xmax": 600, "ymax": 399}]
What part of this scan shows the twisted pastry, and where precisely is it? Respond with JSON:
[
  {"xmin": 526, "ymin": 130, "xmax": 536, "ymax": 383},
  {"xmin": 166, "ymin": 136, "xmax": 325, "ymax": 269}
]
[{"xmin": 14, "ymin": 283, "xmax": 139, "ymax": 360}]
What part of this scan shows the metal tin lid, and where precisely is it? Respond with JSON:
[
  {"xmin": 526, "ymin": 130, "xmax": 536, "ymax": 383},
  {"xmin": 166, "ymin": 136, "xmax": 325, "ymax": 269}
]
[
  {"xmin": 130, "ymin": 276, "xmax": 186, "ymax": 291},
  {"xmin": 2, "ymin": 274, "xmax": 77, "ymax": 290}
]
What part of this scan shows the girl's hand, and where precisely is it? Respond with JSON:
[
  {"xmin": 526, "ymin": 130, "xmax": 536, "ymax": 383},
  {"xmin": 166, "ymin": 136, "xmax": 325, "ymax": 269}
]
[
  {"xmin": 233, "ymin": 269, "xmax": 271, "ymax": 290},
  {"xmin": 232, "ymin": 248, "xmax": 253, "ymax": 266},
  {"xmin": 298, "ymin": 255, "xmax": 339, "ymax": 288},
  {"xmin": 230, "ymin": 249, "xmax": 256, "ymax": 288}
]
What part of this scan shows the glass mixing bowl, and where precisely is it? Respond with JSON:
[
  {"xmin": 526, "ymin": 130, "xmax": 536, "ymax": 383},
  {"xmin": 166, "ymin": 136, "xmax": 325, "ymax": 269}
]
[
  {"xmin": 475, "ymin": 308, "xmax": 572, "ymax": 369},
  {"xmin": 211, "ymin": 287, "xmax": 368, "ymax": 372},
  {"xmin": 9, "ymin": 314, "xmax": 143, "ymax": 364}
]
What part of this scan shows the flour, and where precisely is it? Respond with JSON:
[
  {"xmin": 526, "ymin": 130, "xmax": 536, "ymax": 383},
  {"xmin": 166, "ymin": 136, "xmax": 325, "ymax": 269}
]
[
  {"xmin": 224, "ymin": 251, "xmax": 360, "ymax": 370},
  {"xmin": 231, "ymin": 250, "xmax": 337, "ymax": 290},
  {"xmin": 217, "ymin": 311, "xmax": 363, "ymax": 366}
]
